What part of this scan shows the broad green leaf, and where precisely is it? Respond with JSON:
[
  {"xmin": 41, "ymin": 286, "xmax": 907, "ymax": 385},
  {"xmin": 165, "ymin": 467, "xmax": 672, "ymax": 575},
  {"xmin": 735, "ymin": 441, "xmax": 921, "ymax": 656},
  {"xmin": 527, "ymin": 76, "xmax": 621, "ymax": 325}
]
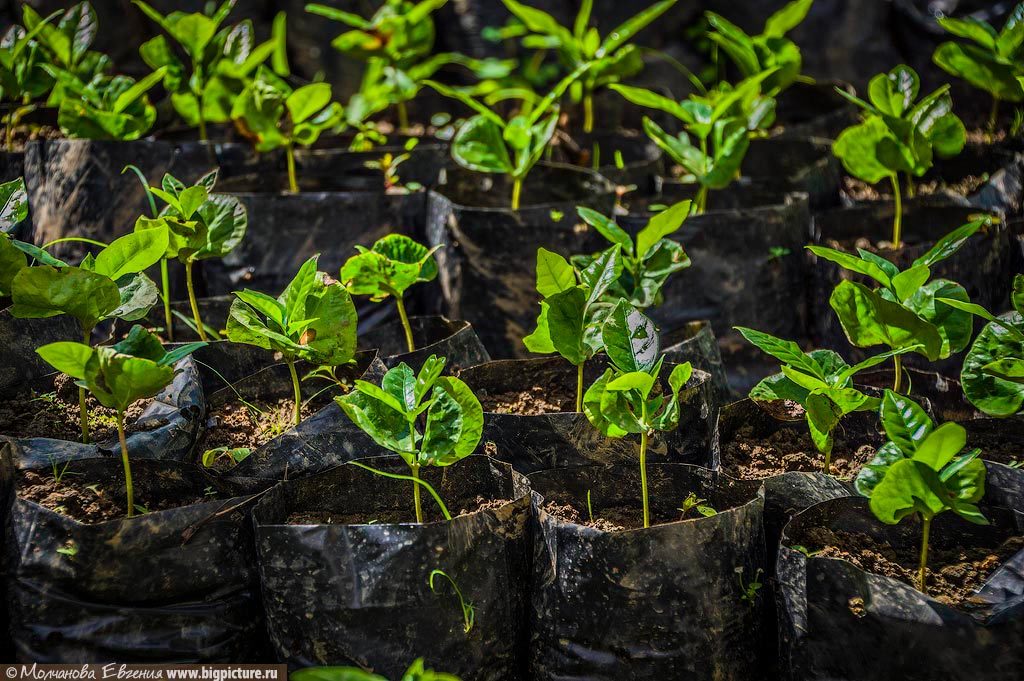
[
  {"xmin": 10, "ymin": 266, "xmax": 121, "ymax": 328},
  {"xmin": 830, "ymin": 281, "xmax": 942, "ymax": 360},
  {"xmin": 636, "ymin": 199, "xmax": 690, "ymax": 258},
  {"xmin": 735, "ymin": 326, "xmax": 824, "ymax": 379},
  {"xmin": 891, "ymin": 265, "xmax": 931, "ymax": 302},
  {"xmin": 912, "ymin": 219, "xmax": 984, "ymax": 268},
  {"xmin": 579, "ymin": 244, "xmax": 622, "ymax": 305},
  {"xmin": 904, "ymin": 279, "xmax": 972, "ymax": 358},
  {"xmin": 451, "ymin": 115, "xmax": 513, "ymax": 174},
  {"xmin": 854, "ymin": 441, "xmax": 905, "ymax": 498},
  {"xmin": 962, "ymin": 312, "xmax": 1024, "ymax": 416},
  {"xmin": 912, "ymin": 422, "xmax": 966, "ymax": 471},
  {"xmin": 383, "ymin": 362, "xmax": 418, "ymax": 411},
  {"xmin": 833, "ymin": 116, "xmax": 898, "ymax": 184},
  {"xmin": 336, "ymin": 391, "xmax": 414, "ymax": 458},
  {"xmin": 36, "ymin": 341, "xmax": 93, "ymax": 379},
  {"xmin": 602, "ymin": 299, "xmax": 658, "ymax": 373},
  {"xmin": 764, "ymin": 0, "xmax": 813, "ymax": 37},
  {"xmin": 93, "ymin": 228, "xmax": 168, "ymax": 280},
  {"xmin": 881, "ymin": 389, "xmax": 933, "ymax": 454},
  {"xmin": 523, "ymin": 303, "xmax": 556, "ymax": 354},
  {"xmin": 806, "ymin": 245, "xmax": 892, "ymax": 288},
  {"xmin": 869, "ymin": 458, "xmax": 946, "ymax": 523},
  {"xmin": 110, "ymin": 272, "xmax": 160, "ymax": 321},
  {"xmin": 535, "ymin": 248, "xmax": 576, "ymax": 298},
  {"xmin": 577, "ymin": 207, "xmax": 632, "ymax": 253},
  {"xmin": 286, "ymin": 83, "xmax": 332, "ymax": 124},
  {"xmin": 609, "ymin": 84, "xmax": 689, "ymax": 121},
  {"xmin": 598, "ymin": 0, "xmax": 677, "ymax": 56},
  {"xmin": 420, "ymin": 385, "xmax": 462, "ymax": 464},
  {"xmin": 436, "ymin": 375, "xmax": 483, "ymax": 460},
  {"xmin": 546, "ymin": 286, "xmax": 588, "ymax": 365}
]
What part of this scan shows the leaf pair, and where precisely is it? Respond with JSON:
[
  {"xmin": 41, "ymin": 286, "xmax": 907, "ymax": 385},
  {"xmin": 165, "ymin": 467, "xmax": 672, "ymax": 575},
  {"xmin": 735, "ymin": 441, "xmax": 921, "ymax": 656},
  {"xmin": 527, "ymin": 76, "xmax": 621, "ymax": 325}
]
[
  {"xmin": 292, "ymin": 657, "xmax": 461, "ymax": 681},
  {"xmin": 340, "ymin": 234, "xmax": 439, "ymax": 303},
  {"xmin": 737, "ymin": 326, "xmax": 916, "ymax": 458},
  {"xmin": 933, "ymin": 5, "xmax": 1024, "ymax": 104},
  {"xmin": 227, "ymin": 254, "xmax": 358, "ymax": 367},
  {"xmin": 856, "ymin": 390, "xmax": 987, "ymax": 527},
  {"xmin": 0, "ymin": 178, "xmax": 65, "ymax": 296},
  {"xmin": 572, "ymin": 200, "xmax": 691, "ymax": 309},
  {"xmin": 23, "ymin": 2, "xmax": 111, "ymax": 105},
  {"xmin": 44, "ymin": 65, "xmax": 167, "ymax": 140},
  {"xmin": 37, "ymin": 325, "xmax": 204, "ymax": 412},
  {"xmin": 812, "ymin": 220, "xmax": 984, "ymax": 361},
  {"xmin": 336, "ymin": 355, "xmax": 483, "ymax": 468},
  {"xmin": 232, "ymin": 66, "xmax": 344, "ymax": 152},
  {"xmin": 0, "ymin": 11, "xmax": 62, "ymax": 110},
  {"xmin": 833, "ymin": 65, "xmax": 966, "ymax": 183},
  {"xmin": 523, "ymin": 244, "xmax": 623, "ymax": 366}
]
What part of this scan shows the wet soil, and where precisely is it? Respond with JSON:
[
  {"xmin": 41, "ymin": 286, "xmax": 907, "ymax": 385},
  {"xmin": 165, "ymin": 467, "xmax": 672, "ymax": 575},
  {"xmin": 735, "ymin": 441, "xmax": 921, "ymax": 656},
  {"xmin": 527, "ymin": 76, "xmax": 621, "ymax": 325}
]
[
  {"xmin": 199, "ymin": 399, "xmax": 314, "ymax": 471},
  {"xmin": 286, "ymin": 494, "xmax": 513, "ymax": 525}
]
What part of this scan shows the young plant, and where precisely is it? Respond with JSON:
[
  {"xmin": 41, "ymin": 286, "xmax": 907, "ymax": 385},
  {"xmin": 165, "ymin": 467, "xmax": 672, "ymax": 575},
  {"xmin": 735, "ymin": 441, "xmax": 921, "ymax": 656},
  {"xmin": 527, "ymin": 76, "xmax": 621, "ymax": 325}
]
[
  {"xmin": 572, "ymin": 199, "xmax": 691, "ymax": 309},
  {"xmin": 428, "ymin": 569, "xmax": 475, "ymax": 634},
  {"xmin": 227, "ymin": 255, "xmax": 358, "ymax": 427},
  {"xmin": 500, "ymin": 0, "xmax": 678, "ymax": 132},
  {"xmin": 36, "ymin": 325, "xmax": 205, "ymax": 517},
  {"xmin": 932, "ymin": 4, "xmax": 1024, "ymax": 133},
  {"xmin": 336, "ymin": 355, "xmax": 483, "ymax": 523},
  {"xmin": 0, "ymin": 12, "xmax": 57, "ymax": 150},
  {"xmin": 42, "ymin": 66, "xmax": 167, "ymax": 140},
  {"xmin": 292, "ymin": 659, "xmax": 461, "ymax": 681},
  {"xmin": 134, "ymin": 170, "xmax": 247, "ymax": 341},
  {"xmin": 832, "ymin": 65, "xmax": 966, "ymax": 246},
  {"xmin": 307, "ymin": 0, "xmax": 512, "ymax": 130},
  {"xmin": 10, "ymin": 229, "xmax": 169, "ymax": 442},
  {"xmin": 705, "ymin": 0, "xmax": 813, "ymax": 95},
  {"xmin": 135, "ymin": 1, "xmax": 289, "ymax": 141},
  {"xmin": 736, "ymin": 326, "xmax": 918, "ymax": 474},
  {"xmin": 339, "ymin": 234, "xmax": 439, "ymax": 353},
  {"xmin": 232, "ymin": 66, "xmax": 344, "ymax": 193},
  {"xmin": 678, "ymin": 492, "xmax": 716, "ymax": 519},
  {"xmin": 855, "ymin": 390, "xmax": 987, "ymax": 593},
  {"xmin": 583, "ymin": 303, "xmax": 693, "ymax": 528},
  {"xmin": 611, "ymin": 71, "xmax": 776, "ymax": 212},
  {"xmin": 425, "ymin": 62, "xmax": 590, "ymax": 209},
  {"xmin": 523, "ymin": 244, "xmax": 623, "ymax": 411},
  {"xmin": 0, "ymin": 178, "xmax": 67, "ymax": 295},
  {"xmin": 938, "ymin": 275, "xmax": 1024, "ymax": 417},
  {"xmin": 23, "ymin": 2, "xmax": 111, "ymax": 103},
  {"xmin": 811, "ymin": 219, "xmax": 983, "ymax": 392}
]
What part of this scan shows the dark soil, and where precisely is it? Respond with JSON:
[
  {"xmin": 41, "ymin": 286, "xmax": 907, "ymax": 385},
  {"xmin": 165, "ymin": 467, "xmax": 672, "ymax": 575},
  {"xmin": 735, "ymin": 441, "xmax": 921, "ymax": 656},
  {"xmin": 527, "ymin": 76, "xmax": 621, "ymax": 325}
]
[
  {"xmin": 722, "ymin": 416, "xmax": 878, "ymax": 480},
  {"xmin": 286, "ymin": 494, "xmax": 513, "ymax": 525},
  {"xmin": 541, "ymin": 495, "xmax": 717, "ymax": 532},
  {"xmin": 0, "ymin": 374, "xmax": 154, "ymax": 442},
  {"xmin": 805, "ymin": 527, "xmax": 1024, "ymax": 607},
  {"xmin": 967, "ymin": 430, "xmax": 1023, "ymax": 467},
  {"xmin": 477, "ymin": 379, "xmax": 576, "ymax": 415},
  {"xmin": 199, "ymin": 399, "xmax": 314, "ymax": 471},
  {"xmin": 17, "ymin": 469, "xmax": 214, "ymax": 523},
  {"xmin": 842, "ymin": 175, "xmax": 988, "ymax": 203}
]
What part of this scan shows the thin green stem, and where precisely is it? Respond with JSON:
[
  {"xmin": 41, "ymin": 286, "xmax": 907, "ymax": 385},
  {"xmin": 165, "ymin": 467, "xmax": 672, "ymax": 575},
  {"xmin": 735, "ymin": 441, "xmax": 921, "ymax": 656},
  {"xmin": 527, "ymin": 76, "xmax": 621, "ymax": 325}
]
[
  {"xmin": 286, "ymin": 358, "xmax": 302, "ymax": 427},
  {"xmin": 397, "ymin": 100, "xmax": 410, "ymax": 132},
  {"xmin": 412, "ymin": 463, "xmax": 423, "ymax": 524},
  {"xmin": 988, "ymin": 97, "xmax": 1000, "ymax": 137},
  {"xmin": 890, "ymin": 174, "xmax": 903, "ymax": 248},
  {"xmin": 575, "ymin": 361, "xmax": 584, "ymax": 412},
  {"xmin": 583, "ymin": 92, "xmax": 594, "ymax": 133},
  {"xmin": 511, "ymin": 177, "xmax": 523, "ymax": 211},
  {"xmin": 117, "ymin": 410, "xmax": 134, "ymax": 518},
  {"xmin": 286, "ymin": 143, "xmax": 299, "ymax": 194},
  {"xmin": 918, "ymin": 515, "xmax": 932, "ymax": 594},
  {"xmin": 348, "ymin": 460, "xmax": 451, "ymax": 521},
  {"xmin": 893, "ymin": 354, "xmax": 903, "ymax": 394},
  {"xmin": 640, "ymin": 401, "xmax": 650, "ymax": 529},
  {"xmin": 185, "ymin": 259, "xmax": 207, "ymax": 342},
  {"xmin": 396, "ymin": 296, "xmax": 416, "ymax": 353},
  {"xmin": 79, "ymin": 326, "xmax": 91, "ymax": 444},
  {"xmin": 823, "ymin": 448, "xmax": 831, "ymax": 477},
  {"xmin": 905, "ymin": 173, "xmax": 915, "ymax": 199},
  {"xmin": 5, "ymin": 116, "xmax": 13, "ymax": 152},
  {"xmin": 160, "ymin": 259, "xmax": 173, "ymax": 343},
  {"xmin": 694, "ymin": 185, "xmax": 709, "ymax": 215}
]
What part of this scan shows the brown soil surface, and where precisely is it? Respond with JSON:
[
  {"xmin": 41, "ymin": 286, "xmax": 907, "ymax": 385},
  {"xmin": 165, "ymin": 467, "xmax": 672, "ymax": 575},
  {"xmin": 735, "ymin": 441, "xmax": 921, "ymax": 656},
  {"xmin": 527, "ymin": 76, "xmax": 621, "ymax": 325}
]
[
  {"xmin": 286, "ymin": 495, "xmax": 512, "ymax": 525},
  {"xmin": 477, "ymin": 377, "xmax": 576, "ymax": 415},
  {"xmin": 17, "ymin": 469, "xmax": 213, "ymax": 523},
  {"xmin": 199, "ymin": 399, "xmax": 313, "ymax": 470},
  {"xmin": 722, "ymin": 419, "xmax": 877, "ymax": 480},
  {"xmin": 541, "ymin": 500, "xmax": 628, "ymax": 532},
  {"xmin": 842, "ymin": 175, "xmax": 988, "ymax": 203},
  {"xmin": 806, "ymin": 527, "xmax": 1024, "ymax": 607},
  {"xmin": 0, "ymin": 374, "xmax": 154, "ymax": 441}
]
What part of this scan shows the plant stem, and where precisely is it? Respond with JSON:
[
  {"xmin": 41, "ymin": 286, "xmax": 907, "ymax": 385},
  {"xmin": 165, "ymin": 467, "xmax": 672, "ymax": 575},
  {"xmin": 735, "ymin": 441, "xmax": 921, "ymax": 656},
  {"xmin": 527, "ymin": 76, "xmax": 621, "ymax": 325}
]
[
  {"xmin": 640, "ymin": 427, "xmax": 650, "ymax": 529},
  {"xmin": 185, "ymin": 259, "xmax": 208, "ymax": 342},
  {"xmin": 286, "ymin": 358, "xmax": 302, "ymax": 427},
  {"xmin": 395, "ymin": 296, "xmax": 416, "ymax": 353},
  {"xmin": 694, "ymin": 185, "xmax": 709, "ymax": 215},
  {"xmin": 823, "ymin": 449, "xmax": 831, "ymax": 477},
  {"xmin": 5, "ymin": 116, "xmax": 12, "ymax": 152},
  {"xmin": 905, "ymin": 173, "xmax": 915, "ymax": 199},
  {"xmin": 511, "ymin": 177, "xmax": 523, "ymax": 211},
  {"xmin": 160, "ymin": 259, "xmax": 173, "ymax": 342},
  {"xmin": 411, "ymin": 463, "xmax": 423, "ymax": 523},
  {"xmin": 893, "ymin": 354, "xmax": 903, "ymax": 394},
  {"xmin": 349, "ymin": 460, "xmax": 451, "ymax": 520},
  {"xmin": 286, "ymin": 143, "xmax": 299, "ymax": 194},
  {"xmin": 918, "ymin": 515, "xmax": 932, "ymax": 594},
  {"xmin": 988, "ymin": 97, "xmax": 1000, "ymax": 137},
  {"xmin": 79, "ymin": 326, "xmax": 91, "ymax": 444},
  {"xmin": 397, "ymin": 101, "xmax": 409, "ymax": 132},
  {"xmin": 583, "ymin": 92, "xmax": 594, "ymax": 134},
  {"xmin": 889, "ymin": 174, "xmax": 903, "ymax": 248},
  {"xmin": 575, "ymin": 362, "xmax": 584, "ymax": 412},
  {"xmin": 117, "ymin": 409, "xmax": 134, "ymax": 519}
]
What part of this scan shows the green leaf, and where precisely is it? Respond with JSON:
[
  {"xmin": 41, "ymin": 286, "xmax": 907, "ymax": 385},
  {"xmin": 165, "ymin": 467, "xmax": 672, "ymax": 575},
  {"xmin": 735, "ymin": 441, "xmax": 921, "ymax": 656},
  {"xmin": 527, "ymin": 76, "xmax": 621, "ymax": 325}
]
[
  {"xmin": 535, "ymin": 247, "xmax": 576, "ymax": 298},
  {"xmin": 545, "ymin": 286, "xmax": 588, "ymax": 365},
  {"xmin": 962, "ymin": 312, "xmax": 1024, "ymax": 416},
  {"xmin": 579, "ymin": 244, "xmax": 622, "ymax": 305},
  {"xmin": 904, "ymin": 279, "xmax": 973, "ymax": 358},
  {"xmin": 93, "ymin": 228, "xmax": 168, "ymax": 280},
  {"xmin": 636, "ymin": 199, "xmax": 690, "ymax": 258},
  {"xmin": 609, "ymin": 84, "xmax": 689, "ymax": 121},
  {"xmin": 763, "ymin": 0, "xmax": 813, "ymax": 37},
  {"xmin": 421, "ymin": 385, "xmax": 462, "ymax": 464},
  {"xmin": 286, "ymin": 83, "xmax": 332, "ymax": 124},
  {"xmin": 983, "ymin": 358, "xmax": 1024, "ymax": 383},
  {"xmin": 880, "ymin": 389, "xmax": 933, "ymax": 454},
  {"xmin": 912, "ymin": 422, "xmax": 966, "ymax": 471},
  {"xmin": 577, "ymin": 207, "xmax": 632, "ymax": 254},
  {"xmin": 832, "ymin": 116, "xmax": 899, "ymax": 184},
  {"xmin": 854, "ymin": 441, "xmax": 905, "ymax": 498},
  {"xmin": 806, "ymin": 245, "xmax": 893, "ymax": 288},
  {"xmin": 0, "ymin": 237, "xmax": 28, "ymax": 296},
  {"xmin": 602, "ymin": 299, "xmax": 658, "ymax": 373},
  {"xmin": 336, "ymin": 390, "xmax": 414, "ymax": 459},
  {"xmin": 10, "ymin": 266, "xmax": 121, "ymax": 329},
  {"xmin": 302, "ymin": 281, "xmax": 358, "ymax": 366},
  {"xmin": 891, "ymin": 264, "xmax": 931, "ymax": 302},
  {"xmin": 451, "ymin": 115, "xmax": 514, "ymax": 174},
  {"xmin": 36, "ymin": 341, "xmax": 93, "ymax": 380},
  {"xmin": 830, "ymin": 281, "xmax": 942, "ymax": 360},
  {"xmin": 383, "ymin": 362, "xmax": 418, "ymax": 411},
  {"xmin": 911, "ymin": 220, "xmax": 984, "ymax": 268},
  {"xmin": 501, "ymin": 0, "xmax": 572, "ymax": 46},
  {"xmin": 937, "ymin": 16, "xmax": 998, "ymax": 49},
  {"xmin": 735, "ymin": 326, "xmax": 825, "ymax": 379},
  {"xmin": 523, "ymin": 302, "xmax": 556, "ymax": 354},
  {"xmin": 111, "ymin": 272, "xmax": 160, "ymax": 322},
  {"xmin": 598, "ymin": 0, "xmax": 677, "ymax": 56},
  {"xmin": 805, "ymin": 392, "xmax": 841, "ymax": 454},
  {"xmin": 436, "ymin": 375, "xmax": 484, "ymax": 461}
]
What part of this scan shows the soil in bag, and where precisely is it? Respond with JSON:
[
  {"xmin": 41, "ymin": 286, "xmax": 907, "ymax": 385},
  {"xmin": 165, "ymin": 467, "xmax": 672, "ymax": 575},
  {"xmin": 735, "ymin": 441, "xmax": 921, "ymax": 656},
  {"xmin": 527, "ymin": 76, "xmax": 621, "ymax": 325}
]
[
  {"xmin": 743, "ymin": 137, "xmax": 843, "ymax": 210},
  {"xmin": 252, "ymin": 456, "xmax": 531, "ymax": 679},
  {"xmin": 528, "ymin": 463, "xmax": 766, "ymax": 681},
  {"xmin": 661, "ymin": 320, "xmax": 732, "ymax": 406},
  {"xmin": 426, "ymin": 163, "xmax": 616, "ymax": 358},
  {"xmin": 459, "ymin": 356, "xmax": 717, "ymax": 474},
  {"xmin": 550, "ymin": 129, "xmax": 663, "ymax": 193},
  {"xmin": 777, "ymin": 496, "xmax": 1024, "ymax": 681},
  {"xmin": 360, "ymin": 316, "xmax": 490, "ymax": 372},
  {"xmin": 3, "ymin": 454, "xmax": 266, "ymax": 662},
  {"xmin": 771, "ymin": 81, "xmax": 859, "ymax": 141}
]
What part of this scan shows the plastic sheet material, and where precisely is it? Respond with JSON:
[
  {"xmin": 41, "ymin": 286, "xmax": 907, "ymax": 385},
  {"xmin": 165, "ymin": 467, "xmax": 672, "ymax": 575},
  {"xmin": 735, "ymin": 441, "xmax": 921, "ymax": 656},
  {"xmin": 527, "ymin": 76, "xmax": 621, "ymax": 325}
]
[
  {"xmin": 360, "ymin": 316, "xmax": 490, "ymax": 371},
  {"xmin": 550, "ymin": 130, "xmax": 663, "ymax": 194},
  {"xmin": 1, "ymin": 454, "xmax": 266, "ymax": 662},
  {"xmin": 661, "ymin": 320, "xmax": 732, "ymax": 405},
  {"xmin": 777, "ymin": 496, "xmax": 1024, "ymax": 681},
  {"xmin": 744, "ymin": 137, "xmax": 844, "ymax": 210},
  {"xmin": 426, "ymin": 163, "xmax": 616, "ymax": 358},
  {"xmin": 528, "ymin": 463, "xmax": 767, "ymax": 681},
  {"xmin": 252, "ymin": 456, "xmax": 531, "ymax": 678},
  {"xmin": 459, "ymin": 357, "xmax": 718, "ymax": 474},
  {"xmin": 772, "ymin": 81, "xmax": 859, "ymax": 141}
]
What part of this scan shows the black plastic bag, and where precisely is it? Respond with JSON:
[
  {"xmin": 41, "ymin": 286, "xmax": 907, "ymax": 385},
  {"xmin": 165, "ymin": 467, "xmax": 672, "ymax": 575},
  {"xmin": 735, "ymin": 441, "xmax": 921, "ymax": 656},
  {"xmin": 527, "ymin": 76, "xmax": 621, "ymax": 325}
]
[
  {"xmin": 2, "ymin": 453, "xmax": 266, "ymax": 662},
  {"xmin": 771, "ymin": 81, "xmax": 859, "ymax": 141},
  {"xmin": 0, "ymin": 151, "xmax": 22, "ymax": 183},
  {"xmin": 459, "ymin": 357, "xmax": 718, "ymax": 474},
  {"xmin": 661, "ymin": 320, "xmax": 732, "ymax": 405},
  {"xmin": 360, "ymin": 316, "xmax": 490, "ymax": 371},
  {"xmin": 528, "ymin": 463, "xmax": 766, "ymax": 681},
  {"xmin": 777, "ymin": 496, "xmax": 1024, "ymax": 681},
  {"xmin": 744, "ymin": 137, "xmax": 843, "ymax": 210},
  {"xmin": 550, "ymin": 130, "xmax": 663, "ymax": 194},
  {"xmin": 426, "ymin": 163, "xmax": 616, "ymax": 358},
  {"xmin": 252, "ymin": 456, "xmax": 531, "ymax": 678}
]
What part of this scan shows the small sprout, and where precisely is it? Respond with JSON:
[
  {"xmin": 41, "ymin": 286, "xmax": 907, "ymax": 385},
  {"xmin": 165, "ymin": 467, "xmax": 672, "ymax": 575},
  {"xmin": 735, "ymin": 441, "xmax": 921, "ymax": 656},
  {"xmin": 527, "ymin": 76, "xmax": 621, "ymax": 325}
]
[
  {"xmin": 201, "ymin": 446, "xmax": 252, "ymax": 469},
  {"xmin": 429, "ymin": 569, "xmax": 475, "ymax": 634},
  {"xmin": 340, "ymin": 235, "xmax": 439, "ymax": 353},
  {"xmin": 736, "ymin": 566, "xmax": 764, "ymax": 605},
  {"xmin": 1009, "ymin": 460, "xmax": 1023, "ymax": 469},
  {"xmin": 586, "ymin": 489, "xmax": 594, "ymax": 523},
  {"xmin": 767, "ymin": 246, "xmax": 791, "ymax": 261},
  {"xmin": 855, "ymin": 391, "xmax": 988, "ymax": 594},
  {"xmin": 84, "ymin": 484, "xmax": 101, "ymax": 496},
  {"xmin": 336, "ymin": 355, "xmax": 483, "ymax": 523},
  {"xmin": 613, "ymin": 150, "xmax": 625, "ymax": 170},
  {"xmin": 133, "ymin": 504, "xmax": 149, "ymax": 515},
  {"xmin": 364, "ymin": 152, "xmax": 422, "ymax": 193},
  {"xmin": 203, "ymin": 486, "xmax": 218, "ymax": 497},
  {"xmin": 49, "ymin": 456, "xmax": 76, "ymax": 485},
  {"xmin": 549, "ymin": 210, "xmax": 565, "ymax": 222},
  {"xmin": 56, "ymin": 541, "xmax": 78, "ymax": 559},
  {"xmin": 791, "ymin": 545, "xmax": 821, "ymax": 558},
  {"xmin": 228, "ymin": 255, "xmax": 358, "ymax": 427},
  {"xmin": 678, "ymin": 492, "xmax": 716, "ymax": 520}
]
